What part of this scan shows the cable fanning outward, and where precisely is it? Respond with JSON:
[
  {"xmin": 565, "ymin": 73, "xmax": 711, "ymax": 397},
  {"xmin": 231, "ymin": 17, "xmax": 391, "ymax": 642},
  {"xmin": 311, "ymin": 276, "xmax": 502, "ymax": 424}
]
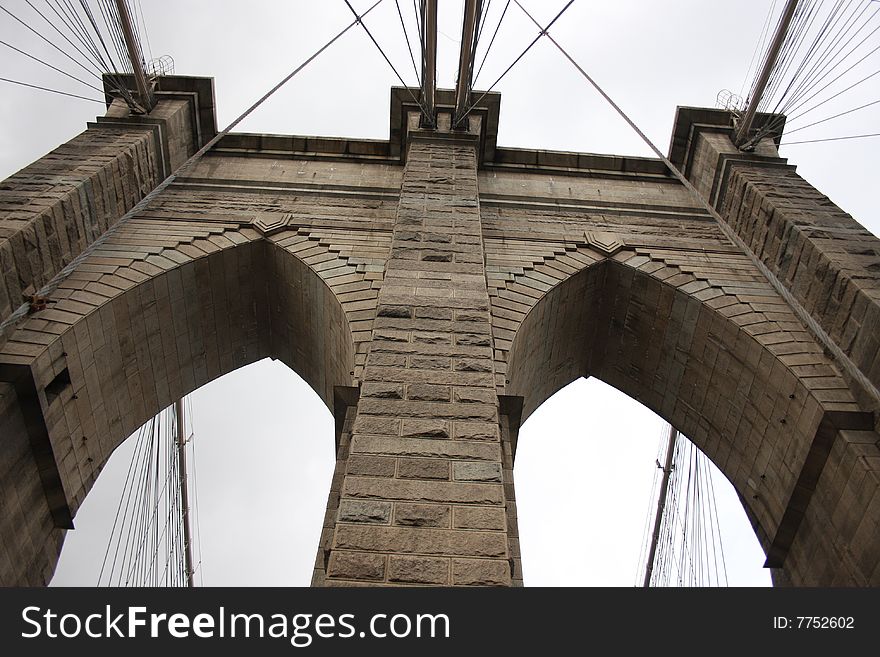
[
  {"xmin": 343, "ymin": 0, "xmax": 432, "ymax": 120},
  {"xmin": 0, "ymin": 1, "xmax": 146, "ymax": 107},
  {"xmin": 637, "ymin": 426, "xmax": 729, "ymax": 587},
  {"xmin": 0, "ymin": 75, "xmax": 105, "ymax": 101},
  {"xmin": 394, "ymin": 0, "xmax": 421, "ymax": 85},
  {"xmin": 739, "ymin": 0, "xmax": 880, "ymax": 147},
  {"xmin": 454, "ymin": 0, "xmax": 575, "ymax": 127},
  {"xmin": 472, "ymin": 0, "xmax": 511, "ymax": 87},
  {"xmin": 97, "ymin": 400, "xmax": 200, "ymax": 586}
]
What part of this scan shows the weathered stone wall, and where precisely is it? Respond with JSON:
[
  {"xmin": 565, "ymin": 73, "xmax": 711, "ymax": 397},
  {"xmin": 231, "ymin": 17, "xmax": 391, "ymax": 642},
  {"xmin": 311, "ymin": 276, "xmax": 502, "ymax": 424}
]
[
  {"xmin": 0, "ymin": 209, "xmax": 378, "ymax": 585},
  {"xmin": 0, "ymin": 381, "xmax": 64, "ymax": 585},
  {"xmin": 0, "ymin": 96, "xmax": 204, "ymax": 322},
  {"xmin": 0, "ymin": 90, "xmax": 877, "ymax": 587},
  {"xmin": 477, "ymin": 149, "xmax": 876, "ymax": 584},
  {"xmin": 684, "ymin": 124, "xmax": 880, "ymax": 407},
  {"xmin": 0, "ymin": 126, "xmax": 160, "ymax": 319}
]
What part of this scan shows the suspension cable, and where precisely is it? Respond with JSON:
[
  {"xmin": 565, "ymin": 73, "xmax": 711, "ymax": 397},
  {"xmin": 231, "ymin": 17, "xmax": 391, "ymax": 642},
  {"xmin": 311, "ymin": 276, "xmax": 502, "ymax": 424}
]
[
  {"xmin": 747, "ymin": 1, "xmax": 880, "ymax": 143},
  {"xmin": 342, "ymin": 0, "xmax": 431, "ymax": 119},
  {"xmin": 454, "ymin": 0, "xmax": 575, "ymax": 127},
  {"xmin": 782, "ymin": 130, "xmax": 880, "ymax": 143},
  {"xmin": 473, "ymin": 0, "xmax": 510, "ymax": 86},
  {"xmin": 0, "ymin": 3, "xmax": 102, "ymax": 80},
  {"xmin": 0, "ymin": 37, "xmax": 105, "ymax": 93},
  {"xmin": 394, "ymin": 0, "xmax": 420, "ymax": 84},
  {"xmin": 0, "ymin": 76, "xmax": 103, "ymax": 102},
  {"xmin": 785, "ymin": 95, "xmax": 880, "ymax": 134}
]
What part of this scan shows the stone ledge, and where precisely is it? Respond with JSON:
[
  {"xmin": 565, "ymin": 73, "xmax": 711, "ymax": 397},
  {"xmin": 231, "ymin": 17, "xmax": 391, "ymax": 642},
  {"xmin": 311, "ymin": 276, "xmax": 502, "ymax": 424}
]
[
  {"xmin": 102, "ymin": 74, "xmax": 217, "ymax": 147},
  {"xmin": 668, "ymin": 105, "xmax": 786, "ymax": 175},
  {"xmin": 208, "ymin": 87, "xmax": 694, "ymax": 181}
]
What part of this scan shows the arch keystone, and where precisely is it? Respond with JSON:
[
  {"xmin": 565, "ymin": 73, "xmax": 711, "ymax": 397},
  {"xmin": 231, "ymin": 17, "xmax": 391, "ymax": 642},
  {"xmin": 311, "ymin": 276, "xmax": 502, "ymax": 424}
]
[
  {"xmin": 584, "ymin": 231, "xmax": 624, "ymax": 256},
  {"xmin": 254, "ymin": 212, "xmax": 294, "ymax": 236}
]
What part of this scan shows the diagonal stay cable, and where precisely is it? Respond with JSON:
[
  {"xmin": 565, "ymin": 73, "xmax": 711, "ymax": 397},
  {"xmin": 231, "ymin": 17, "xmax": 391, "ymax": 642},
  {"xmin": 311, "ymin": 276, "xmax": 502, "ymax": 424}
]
[
  {"xmin": 77, "ymin": 0, "xmax": 138, "ymax": 105},
  {"xmin": 466, "ymin": 0, "xmax": 487, "ymax": 88},
  {"xmin": 96, "ymin": 0, "xmax": 131, "ymax": 74},
  {"xmin": 0, "ymin": 0, "xmax": 385, "ymax": 342},
  {"xmin": 739, "ymin": 0, "xmax": 778, "ymax": 100},
  {"xmin": 782, "ymin": 131, "xmax": 880, "ymax": 144},
  {"xmin": 413, "ymin": 0, "xmax": 424, "ymax": 57},
  {"xmin": 786, "ymin": 38, "xmax": 880, "ymax": 118},
  {"xmin": 757, "ymin": 6, "xmax": 880, "ymax": 139},
  {"xmin": 477, "ymin": 0, "xmax": 493, "ymax": 48},
  {"xmin": 782, "ymin": 1, "xmax": 876, "ymax": 113},
  {"xmin": 47, "ymin": 0, "xmax": 124, "ymax": 89},
  {"xmin": 0, "ymin": 3, "xmax": 102, "ymax": 80},
  {"xmin": 52, "ymin": 0, "xmax": 111, "ymax": 72},
  {"xmin": 512, "ymin": 0, "xmax": 880, "ymax": 407},
  {"xmin": 705, "ymin": 452, "xmax": 729, "ymax": 586},
  {"xmin": 98, "ymin": 421, "xmax": 149, "ymax": 585},
  {"xmin": 125, "ymin": 0, "xmax": 148, "ymax": 69},
  {"xmin": 0, "ymin": 76, "xmax": 103, "ymax": 102},
  {"xmin": 79, "ymin": 0, "xmax": 124, "ymax": 74},
  {"xmin": 454, "ymin": 0, "xmax": 575, "ymax": 127},
  {"xmin": 473, "ymin": 0, "xmax": 510, "ymax": 86},
  {"xmin": 785, "ymin": 96, "xmax": 880, "ymax": 135},
  {"xmin": 394, "ymin": 0, "xmax": 420, "ymax": 85},
  {"xmin": 134, "ymin": 0, "xmax": 153, "ymax": 63},
  {"xmin": 0, "ymin": 38, "xmax": 105, "ymax": 93},
  {"xmin": 343, "ymin": 0, "xmax": 431, "ymax": 121},
  {"xmin": 47, "ymin": 0, "xmax": 128, "ymax": 97},
  {"xmin": 771, "ymin": 0, "xmax": 846, "ymax": 115}
]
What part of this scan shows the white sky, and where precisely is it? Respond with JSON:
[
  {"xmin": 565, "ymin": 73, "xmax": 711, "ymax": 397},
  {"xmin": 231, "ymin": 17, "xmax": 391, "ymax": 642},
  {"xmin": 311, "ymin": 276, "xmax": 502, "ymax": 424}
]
[{"xmin": 1, "ymin": 0, "xmax": 877, "ymax": 587}]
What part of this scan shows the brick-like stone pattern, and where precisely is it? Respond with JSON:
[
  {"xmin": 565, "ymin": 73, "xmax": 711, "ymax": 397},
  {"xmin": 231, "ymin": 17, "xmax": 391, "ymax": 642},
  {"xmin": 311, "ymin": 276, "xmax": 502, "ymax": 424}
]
[
  {"xmin": 688, "ymin": 129, "xmax": 880, "ymax": 405},
  {"xmin": 322, "ymin": 133, "xmax": 512, "ymax": 586},
  {"xmin": 724, "ymin": 168, "xmax": 880, "ymax": 398},
  {"xmin": 0, "ymin": 98, "xmax": 201, "ymax": 321},
  {"xmin": 0, "ymin": 94, "xmax": 877, "ymax": 587}
]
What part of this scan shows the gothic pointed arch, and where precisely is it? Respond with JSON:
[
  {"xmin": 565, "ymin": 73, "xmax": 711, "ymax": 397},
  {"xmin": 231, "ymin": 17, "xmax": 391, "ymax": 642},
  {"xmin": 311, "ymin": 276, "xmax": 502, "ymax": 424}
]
[
  {"xmin": 500, "ymin": 248, "xmax": 878, "ymax": 584},
  {"xmin": 0, "ymin": 222, "xmax": 387, "ymax": 584}
]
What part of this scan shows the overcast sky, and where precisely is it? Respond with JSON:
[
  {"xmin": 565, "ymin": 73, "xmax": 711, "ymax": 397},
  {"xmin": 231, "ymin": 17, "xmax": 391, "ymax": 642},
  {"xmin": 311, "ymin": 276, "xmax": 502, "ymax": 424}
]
[{"xmin": 2, "ymin": 1, "xmax": 877, "ymax": 587}]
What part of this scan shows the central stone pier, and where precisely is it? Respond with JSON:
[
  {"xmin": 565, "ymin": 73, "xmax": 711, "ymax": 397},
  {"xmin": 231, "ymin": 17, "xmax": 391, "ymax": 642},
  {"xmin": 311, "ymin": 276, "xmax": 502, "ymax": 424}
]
[{"xmin": 315, "ymin": 112, "xmax": 518, "ymax": 586}]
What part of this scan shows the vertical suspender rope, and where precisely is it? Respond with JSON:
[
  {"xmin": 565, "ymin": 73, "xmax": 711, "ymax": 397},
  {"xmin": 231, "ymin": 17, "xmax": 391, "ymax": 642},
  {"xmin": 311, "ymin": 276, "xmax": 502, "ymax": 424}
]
[
  {"xmin": 512, "ymin": 0, "xmax": 880, "ymax": 407},
  {"xmin": 175, "ymin": 398, "xmax": 195, "ymax": 587},
  {"xmin": 643, "ymin": 426, "xmax": 678, "ymax": 587},
  {"xmin": 0, "ymin": 0, "xmax": 385, "ymax": 341}
]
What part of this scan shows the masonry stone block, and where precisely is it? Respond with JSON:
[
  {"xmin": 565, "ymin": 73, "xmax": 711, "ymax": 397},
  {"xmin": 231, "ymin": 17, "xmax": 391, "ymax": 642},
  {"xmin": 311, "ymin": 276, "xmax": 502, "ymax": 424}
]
[
  {"xmin": 388, "ymin": 556, "xmax": 449, "ymax": 584},
  {"xmin": 452, "ymin": 559, "xmax": 511, "ymax": 586},
  {"xmin": 454, "ymin": 506, "xmax": 508, "ymax": 531},
  {"xmin": 453, "ymin": 462, "xmax": 503, "ymax": 483},
  {"xmin": 397, "ymin": 458, "xmax": 450, "ymax": 481},
  {"xmin": 337, "ymin": 500, "xmax": 392, "ymax": 525},
  {"xmin": 327, "ymin": 551, "xmax": 386, "ymax": 581},
  {"xmin": 333, "ymin": 526, "xmax": 508, "ymax": 558},
  {"xmin": 393, "ymin": 503, "xmax": 451, "ymax": 528}
]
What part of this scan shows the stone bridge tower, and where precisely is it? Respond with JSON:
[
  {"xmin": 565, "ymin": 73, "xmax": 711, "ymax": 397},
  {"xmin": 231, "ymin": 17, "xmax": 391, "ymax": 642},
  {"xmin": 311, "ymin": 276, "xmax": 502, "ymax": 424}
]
[{"xmin": 1, "ymin": 78, "xmax": 878, "ymax": 587}]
